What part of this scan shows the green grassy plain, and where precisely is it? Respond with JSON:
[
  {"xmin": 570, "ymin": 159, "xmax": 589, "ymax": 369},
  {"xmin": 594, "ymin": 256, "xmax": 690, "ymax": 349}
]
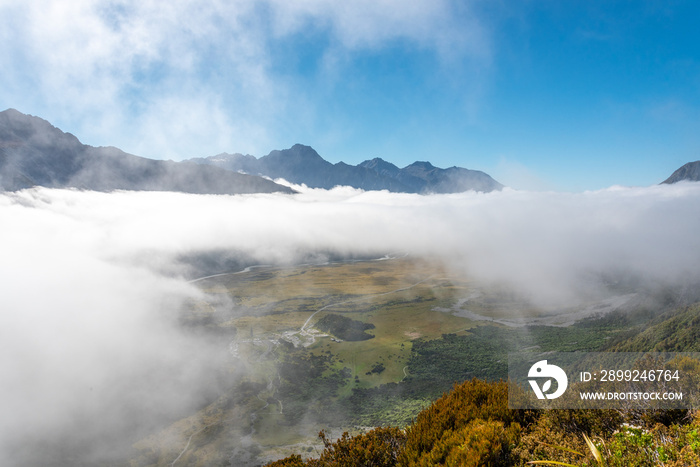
[{"xmin": 192, "ymin": 258, "xmax": 479, "ymax": 390}]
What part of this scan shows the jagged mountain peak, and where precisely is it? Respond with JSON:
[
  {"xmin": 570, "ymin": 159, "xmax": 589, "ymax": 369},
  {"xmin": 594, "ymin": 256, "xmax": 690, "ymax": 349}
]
[
  {"xmin": 404, "ymin": 161, "xmax": 436, "ymax": 171},
  {"xmin": 359, "ymin": 157, "xmax": 398, "ymax": 169},
  {"xmin": 191, "ymin": 145, "xmax": 503, "ymax": 193},
  {"xmin": 268, "ymin": 144, "xmax": 324, "ymax": 161}
]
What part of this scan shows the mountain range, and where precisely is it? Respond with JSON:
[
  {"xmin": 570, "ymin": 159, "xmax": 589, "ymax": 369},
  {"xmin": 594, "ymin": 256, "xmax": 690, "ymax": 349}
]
[
  {"xmin": 1, "ymin": 108, "xmax": 698, "ymax": 194},
  {"xmin": 0, "ymin": 109, "xmax": 502, "ymax": 194},
  {"xmin": 188, "ymin": 145, "xmax": 504, "ymax": 193},
  {"xmin": 0, "ymin": 109, "xmax": 293, "ymax": 194}
]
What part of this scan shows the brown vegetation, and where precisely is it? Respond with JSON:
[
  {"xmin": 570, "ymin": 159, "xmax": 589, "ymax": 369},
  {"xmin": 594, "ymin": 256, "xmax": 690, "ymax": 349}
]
[{"xmin": 268, "ymin": 378, "xmax": 700, "ymax": 466}]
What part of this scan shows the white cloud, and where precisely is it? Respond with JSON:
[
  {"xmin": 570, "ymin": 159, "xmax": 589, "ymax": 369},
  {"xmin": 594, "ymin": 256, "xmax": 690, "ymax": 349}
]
[
  {"xmin": 0, "ymin": 191, "xmax": 227, "ymax": 464},
  {"xmin": 266, "ymin": 0, "xmax": 488, "ymax": 58},
  {"xmin": 0, "ymin": 0, "xmax": 491, "ymax": 159}
]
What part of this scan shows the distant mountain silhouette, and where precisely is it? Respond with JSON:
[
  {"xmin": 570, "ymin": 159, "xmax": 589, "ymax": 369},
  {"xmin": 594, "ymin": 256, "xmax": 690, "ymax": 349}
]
[
  {"xmin": 191, "ymin": 144, "xmax": 504, "ymax": 193},
  {"xmin": 0, "ymin": 109, "xmax": 294, "ymax": 194},
  {"xmin": 662, "ymin": 161, "xmax": 700, "ymax": 184}
]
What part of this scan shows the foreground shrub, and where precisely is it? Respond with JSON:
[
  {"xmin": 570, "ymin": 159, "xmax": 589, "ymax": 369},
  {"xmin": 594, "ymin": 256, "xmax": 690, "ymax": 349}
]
[
  {"xmin": 398, "ymin": 378, "xmax": 521, "ymax": 466},
  {"xmin": 268, "ymin": 426, "xmax": 406, "ymax": 467},
  {"xmin": 407, "ymin": 418, "xmax": 520, "ymax": 467},
  {"xmin": 268, "ymin": 379, "xmax": 700, "ymax": 467}
]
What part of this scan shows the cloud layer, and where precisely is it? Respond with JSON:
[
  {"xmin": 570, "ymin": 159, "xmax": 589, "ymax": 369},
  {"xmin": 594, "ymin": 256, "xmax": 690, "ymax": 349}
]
[{"xmin": 1, "ymin": 183, "xmax": 700, "ymax": 463}]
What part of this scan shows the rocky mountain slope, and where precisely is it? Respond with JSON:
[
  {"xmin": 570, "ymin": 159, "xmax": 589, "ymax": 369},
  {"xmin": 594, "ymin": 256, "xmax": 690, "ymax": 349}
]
[
  {"xmin": 662, "ymin": 160, "xmax": 700, "ymax": 184},
  {"xmin": 0, "ymin": 109, "xmax": 294, "ymax": 194}
]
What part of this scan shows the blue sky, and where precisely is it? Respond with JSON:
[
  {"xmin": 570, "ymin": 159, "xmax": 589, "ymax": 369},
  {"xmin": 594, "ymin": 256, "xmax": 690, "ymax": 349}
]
[{"xmin": 1, "ymin": 0, "xmax": 699, "ymax": 191}]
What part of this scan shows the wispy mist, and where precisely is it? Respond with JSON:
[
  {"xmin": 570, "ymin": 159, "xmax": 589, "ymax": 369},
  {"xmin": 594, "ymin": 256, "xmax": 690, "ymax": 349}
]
[
  {"xmin": 0, "ymin": 0, "xmax": 489, "ymax": 160},
  {"xmin": 1, "ymin": 183, "xmax": 699, "ymax": 463}
]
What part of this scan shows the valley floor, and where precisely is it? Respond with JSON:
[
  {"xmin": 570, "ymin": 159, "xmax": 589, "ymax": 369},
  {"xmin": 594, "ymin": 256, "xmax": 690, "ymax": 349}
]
[{"xmin": 127, "ymin": 255, "xmax": 686, "ymax": 466}]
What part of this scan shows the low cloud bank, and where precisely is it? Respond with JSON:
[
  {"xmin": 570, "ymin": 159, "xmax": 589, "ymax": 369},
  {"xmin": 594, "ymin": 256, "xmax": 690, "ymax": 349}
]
[{"xmin": 1, "ymin": 183, "xmax": 700, "ymax": 463}]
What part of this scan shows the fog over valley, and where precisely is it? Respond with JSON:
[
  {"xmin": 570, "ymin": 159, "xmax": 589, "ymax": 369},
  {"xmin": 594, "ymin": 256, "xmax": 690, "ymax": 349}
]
[{"xmin": 2, "ymin": 182, "xmax": 700, "ymax": 464}]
